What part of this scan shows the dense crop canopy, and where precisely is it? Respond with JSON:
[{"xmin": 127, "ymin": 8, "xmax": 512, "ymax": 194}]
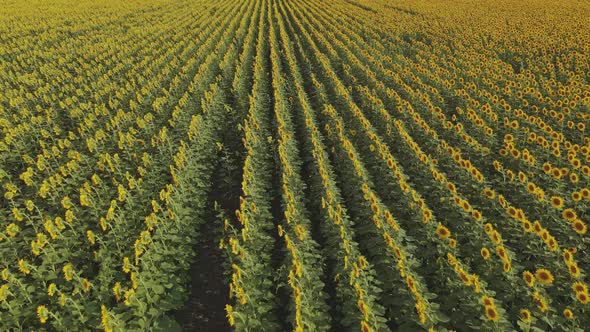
[{"xmin": 1, "ymin": 0, "xmax": 590, "ymax": 331}]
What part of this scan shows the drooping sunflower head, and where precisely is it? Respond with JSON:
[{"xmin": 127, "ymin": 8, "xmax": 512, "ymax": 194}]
[
  {"xmin": 47, "ymin": 283, "xmax": 57, "ymax": 297},
  {"xmin": 37, "ymin": 305, "xmax": 49, "ymax": 324}
]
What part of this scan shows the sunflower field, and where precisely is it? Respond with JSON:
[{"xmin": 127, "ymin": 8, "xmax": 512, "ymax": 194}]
[{"xmin": 1, "ymin": 0, "xmax": 590, "ymax": 331}]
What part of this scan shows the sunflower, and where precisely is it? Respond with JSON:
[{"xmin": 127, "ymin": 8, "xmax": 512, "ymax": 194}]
[
  {"xmin": 563, "ymin": 308, "xmax": 574, "ymax": 319},
  {"xmin": 494, "ymin": 231, "xmax": 505, "ymax": 246},
  {"xmin": 458, "ymin": 270, "xmax": 471, "ymax": 285},
  {"xmin": 498, "ymin": 195, "xmax": 507, "ymax": 208},
  {"xmin": 548, "ymin": 238, "xmax": 558, "ymax": 252},
  {"xmin": 570, "ymin": 173, "xmax": 579, "ymax": 183},
  {"xmin": 370, "ymin": 203, "xmax": 380, "ymax": 215},
  {"xmin": 86, "ymin": 230, "xmax": 96, "ymax": 246},
  {"xmin": 48, "ymin": 283, "xmax": 57, "ymax": 297},
  {"xmin": 481, "ymin": 248, "xmax": 491, "ymax": 260},
  {"xmin": 82, "ymin": 278, "xmax": 91, "ymax": 292},
  {"xmin": 447, "ymin": 182, "xmax": 456, "ymax": 193},
  {"xmin": 493, "ymin": 160, "xmax": 502, "ymax": 171},
  {"xmin": 436, "ymin": 224, "xmax": 451, "ymax": 239},
  {"xmin": 406, "ymin": 276, "xmax": 417, "ymax": 293},
  {"xmin": 562, "ymin": 209, "xmax": 577, "ymax": 221},
  {"xmin": 520, "ymin": 309, "xmax": 531, "ymax": 322},
  {"xmin": 568, "ymin": 263, "xmax": 581, "ymax": 278},
  {"xmin": 535, "ymin": 269, "xmax": 554, "ymax": 285},
  {"xmin": 576, "ymin": 291, "xmax": 590, "ymax": 304},
  {"xmin": 526, "ymin": 183, "xmax": 536, "ymax": 193},
  {"xmin": 225, "ymin": 304, "xmax": 235, "ymax": 327},
  {"xmin": 461, "ymin": 200, "xmax": 472, "ymax": 213},
  {"xmin": 485, "ymin": 306, "xmax": 499, "ymax": 321},
  {"xmin": 572, "ymin": 219, "xmax": 587, "ymax": 235},
  {"xmin": 422, "ymin": 208, "xmax": 433, "ymax": 223},
  {"xmin": 507, "ymin": 169, "xmax": 516, "ymax": 180},
  {"xmin": 533, "ymin": 292, "xmax": 548, "ymax": 312},
  {"xmin": 471, "ymin": 209, "xmax": 481, "ymax": 221},
  {"xmin": 476, "ymin": 173, "xmax": 484, "ymax": 183},
  {"xmin": 482, "ymin": 295, "xmax": 494, "ymax": 307},
  {"xmin": 522, "ymin": 220, "xmax": 533, "ymax": 233},
  {"xmin": 563, "ymin": 250, "xmax": 573, "ymax": 262},
  {"xmin": 523, "ymin": 271, "xmax": 535, "ymax": 287},
  {"xmin": 386, "ymin": 158, "xmax": 394, "ymax": 169},
  {"xmin": 512, "ymin": 149, "xmax": 522, "ymax": 159},
  {"xmin": 447, "ymin": 253, "xmax": 458, "ymax": 267},
  {"xmin": 100, "ymin": 305, "xmax": 111, "ymax": 331},
  {"xmin": 482, "ymin": 188, "xmax": 495, "ymax": 199},
  {"xmin": 542, "ymin": 163, "xmax": 551, "ymax": 173},
  {"xmin": 37, "ymin": 305, "xmax": 49, "ymax": 324},
  {"xmin": 573, "ymin": 282, "xmax": 588, "ymax": 294},
  {"xmin": 496, "ymin": 246, "xmax": 507, "ymax": 260},
  {"xmin": 516, "ymin": 209, "xmax": 525, "ymax": 221},
  {"xmin": 533, "ymin": 221, "xmax": 543, "ymax": 234},
  {"xmin": 550, "ymin": 196, "xmax": 564, "ymax": 209},
  {"xmin": 484, "ymin": 223, "xmax": 493, "ymax": 234},
  {"xmin": 507, "ymin": 206, "xmax": 517, "ymax": 218}
]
